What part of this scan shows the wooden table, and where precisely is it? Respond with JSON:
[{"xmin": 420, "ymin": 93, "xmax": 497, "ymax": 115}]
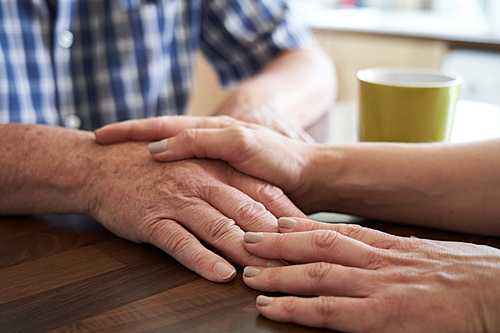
[
  {"xmin": 2, "ymin": 99, "xmax": 500, "ymax": 332},
  {"xmin": 2, "ymin": 214, "xmax": 500, "ymax": 333}
]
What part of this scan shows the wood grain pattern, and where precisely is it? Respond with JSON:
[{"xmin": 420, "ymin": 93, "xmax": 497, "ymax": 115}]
[
  {"xmin": 1, "ymin": 214, "xmax": 498, "ymax": 333},
  {"xmin": 0, "ymin": 246, "xmax": 124, "ymax": 303}
]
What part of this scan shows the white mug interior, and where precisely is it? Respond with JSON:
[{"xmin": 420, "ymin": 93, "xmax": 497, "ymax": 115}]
[{"xmin": 357, "ymin": 67, "xmax": 463, "ymax": 88}]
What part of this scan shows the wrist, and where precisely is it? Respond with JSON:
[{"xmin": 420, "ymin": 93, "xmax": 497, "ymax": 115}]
[
  {"xmin": 44, "ymin": 129, "xmax": 99, "ymax": 215},
  {"xmin": 296, "ymin": 145, "xmax": 347, "ymax": 213},
  {"xmin": 0, "ymin": 125, "xmax": 98, "ymax": 215},
  {"xmin": 72, "ymin": 132, "xmax": 107, "ymax": 216}
]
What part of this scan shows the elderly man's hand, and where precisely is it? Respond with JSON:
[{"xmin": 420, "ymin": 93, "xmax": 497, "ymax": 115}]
[{"xmin": 86, "ymin": 140, "xmax": 305, "ymax": 282}]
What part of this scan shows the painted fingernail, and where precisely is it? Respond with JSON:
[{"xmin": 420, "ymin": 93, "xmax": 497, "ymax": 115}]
[
  {"xmin": 243, "ymin": 266, "xmax": 262, "ymax": 277},
  {"xmin": 215, "ymin": 262, "xmax": 236, "ymax": 279},
  {"xmin": 256, "ymin": 295, "xmax": 273, "ymax": 306},
  {"xmin": 267, "ymin": 259, "xmax": 288, "ymax": 267},
  {"xmin": 244, "ymin": 232, "xmax": 265, "ymax": 243},
  {"xmin": 278, "ymin": 217, "xmax": 296, "ymax": 228},
  {"xmin": 148, "ymin": 140, "xmax": 168, "ymax": 154}
]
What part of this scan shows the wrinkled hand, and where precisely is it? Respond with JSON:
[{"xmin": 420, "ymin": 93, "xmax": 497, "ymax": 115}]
[
  {"xmin": 86, "ymin": 140, "xmax": 305, "ymax": 282},
  {"xmin": 241, "ymin": 217, "xmax": 500, "ymax": 332},
  {"xmin": 95, "ymin": 116, "xmax": 316, "ymax": 212}
]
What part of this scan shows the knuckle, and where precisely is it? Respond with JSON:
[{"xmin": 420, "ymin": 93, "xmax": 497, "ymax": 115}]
[
  {"xmin": 155, "ymin": 226, "xmax": 210, "ymax": 272},
  {"xmin": 162, "ymin": 229, "xmax": 194, "ymax": 257},
  {"xmin": 187, "ymin": 250, "xmax": 208, "ymax": 270},
  {"xmin": 236, "ymin": 200, "xmax": 268, "ymax": 222},
  {"xmin": 314, "ymin": 296, "xmax": 339, "ymax": 327},
  {"xmin": 180, "ymin": 128, "xmax": 198, "ymax": 144},
  {"xmin": 145, "ymin": 220, "xmax": 167, "ymax": 244},
  {"xmin": 216, "ymin": 115, "xmax": 237, "ymax": 126},
  {"xmin": 305, "ymin": 262, "xmax": 332, "ymax": 287},
  {"xmin": 282, "ymin": 296, "xmax": 301, "ymax": 314},
  {"xmin": 339, "ymin": 224, "xmax": 396, "ymax": 250},
  {"xmin": 363, "ymin": 249, "xmax": 387, "ymax": 269},
  {"xmin": 338, "ymin": 223, "xmax": 365, "ymax": 239},
  {"xmin": 370, "ymin": 237, "xmax": 395, "ymax": 250},
  {"xmin": 312, "ymin": 229, "xmax": 339, "ymax": 251},
  {"xmin": 257, "ymin": 183, "xmax": 285, "ymax": 205},
  {"xmin": 269, "ymin": 233, "xmax": 288, "ymax": 252},
  {"xmin": 265, "ymin": 266, "xmax": 285, "ymax": 284},
  {"xmin": 205, "ymin": 217, "xmax": 239, "ymax": 242},
  {"xmin": 228, "ymin": 126, "xmax": 254, "ymax": 149}
]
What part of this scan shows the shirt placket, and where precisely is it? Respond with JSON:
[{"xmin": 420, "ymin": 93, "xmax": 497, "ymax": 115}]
[{"xmin": 53, "ymin": 0, "xmax": 80, "ymax": 129}]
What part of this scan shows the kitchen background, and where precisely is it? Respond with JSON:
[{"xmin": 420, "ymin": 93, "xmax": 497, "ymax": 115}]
[{"xmin": 189, "ymin": 0, "xmax": 500, "ymax": 116}]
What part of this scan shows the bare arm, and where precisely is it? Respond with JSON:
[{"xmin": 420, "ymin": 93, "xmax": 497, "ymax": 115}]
[
  {"xmin": 0, "ymin": 124, "xmax": 95, "ymax": 215},
  {"xmin": 213, "ymin": 45, "xmax": 336, "ymax": 140},
  {"xmin": 0, "ymin": 123, "xmax": 305, "ymax": 282},
  {"xmin": 309, "ymin": 140, "xmax": 500, "ymax": 235}
]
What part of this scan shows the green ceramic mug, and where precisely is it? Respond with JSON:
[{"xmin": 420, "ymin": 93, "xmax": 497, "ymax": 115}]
[{"xmin": 358, "ymin": 67, "xmax": 463, "ymax": 142}]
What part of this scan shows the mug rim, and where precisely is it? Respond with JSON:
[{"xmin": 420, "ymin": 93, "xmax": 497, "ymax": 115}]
[{"xmin": 357, "ymin": 67, "xmax": 463, "ymax": 88}]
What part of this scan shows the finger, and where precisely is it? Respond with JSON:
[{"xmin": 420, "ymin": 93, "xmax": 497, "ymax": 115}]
[
  {"xmin": 229, "ymin": 171, "xmax": 307, "ymax": 219},
  {"xmin": 243, "ymin": 263, "xmax": 372, "ymax": 297},
  {"xmin": 95, "ymin": 115, "xmax": 240, "ymax": 144},
  {"xmin": 203, "ymin": 178, "xmax": 280, "ymax": 233},
  {"xmin": 147, "ymin": 127, "xmax": 252, "ymax": 162},
  {"xmin": 148, "ymin": 219, "xmax": 236, "ymax": 283},
  {"xmin": 148, "ymin": 128, "xmax": 305, "ymax": 199},
  {"xmin": 244, "ymin": 230, "xmax": 381, "ymax": 269},
  {"xmin": 278, "ymin": 217, "xmax": 402, "ymax": 250},
  {"xmin": 173, "ymin": 197, "xmax": 284, "ymax": 269},
  {"xmin": 255, "ymin": 295, "xmax": 374, "ymax": 332}
]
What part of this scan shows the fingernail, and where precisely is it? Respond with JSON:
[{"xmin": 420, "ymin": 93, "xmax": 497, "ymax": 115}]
[
  {"xmin": 278, "ymin": 217, "xmax": 296, "ymax": 228},
  {"xmin": 267, "ymin": 259, "xmax": 288, "ymax": 267},
  {"xmin": 256, "ymin": 295, "xmax": 273, "ymax": 306},
  {"xmin": 243, "ymin": 266, "xmax": 262, "ymax": 277},
  {"xmin": 244, "ymin": 232, "xmax": 265, "ymax": 243},
  {"xmin": 148, "ymin": 140, "xmax": 168, "ymax": 154},
  {"xmin": 214, "ymin": 262, "xmax": 236, "ymax": 279}
]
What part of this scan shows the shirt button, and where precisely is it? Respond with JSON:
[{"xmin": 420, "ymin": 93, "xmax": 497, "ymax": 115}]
[
  {"xmin": 58, "ymin": 30, "xmax": 74, "ymax": 48},
  {"xmin": 64, "ymin": 114, "xmax": 82, "ymax": 129}
]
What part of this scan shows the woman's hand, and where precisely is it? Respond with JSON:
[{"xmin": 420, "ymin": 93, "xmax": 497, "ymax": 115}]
[
  {"xmin": 95, "ymin": 116, "xmax": 317, "ymax": 211},
  {"xmin": 242, "ymin": 217, "xmax": 500, "ymax": 332}
]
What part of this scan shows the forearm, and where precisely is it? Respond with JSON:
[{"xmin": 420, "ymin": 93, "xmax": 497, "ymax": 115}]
[
  {"xmin": 307, "ymin": 140, "xmax": 500, "ymax": 235},
  {"xmin": 0, "ymin": 124, "xmax": 96, "ymax": 215},
  {"xmin": 214, "ymin": 44, "xmax": 336, "ymax": 128}
]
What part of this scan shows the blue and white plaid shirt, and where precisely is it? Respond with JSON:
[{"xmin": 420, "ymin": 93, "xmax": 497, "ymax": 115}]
[{"xmin": 0, "ymin": 0, "xmax": 312, "ymax": 130}]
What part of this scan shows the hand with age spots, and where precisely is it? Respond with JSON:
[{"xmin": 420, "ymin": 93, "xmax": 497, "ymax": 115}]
[{"xmin": 86, "ymin": 140, "xmax": 306, "ymax": 283}]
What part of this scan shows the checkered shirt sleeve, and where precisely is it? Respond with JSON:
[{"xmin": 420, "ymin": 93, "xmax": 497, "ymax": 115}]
[{"xmin": 0, "ymin": 0, "xmax": 313, "ymax": 130}]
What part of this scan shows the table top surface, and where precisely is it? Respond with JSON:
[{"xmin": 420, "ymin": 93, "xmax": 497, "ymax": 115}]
[
  {"xmin": 2, "ymin": 100, "xmax": 500, "ymax": 332},
  {"xmin": 2, "ymin": 214, "xmax": 500, "ymax": 333}
]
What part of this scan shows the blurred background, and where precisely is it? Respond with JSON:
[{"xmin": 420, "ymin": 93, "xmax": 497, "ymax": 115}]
[{"xmin": 190, "ymin": 0, "xmax": 500, "ymax": 116}]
